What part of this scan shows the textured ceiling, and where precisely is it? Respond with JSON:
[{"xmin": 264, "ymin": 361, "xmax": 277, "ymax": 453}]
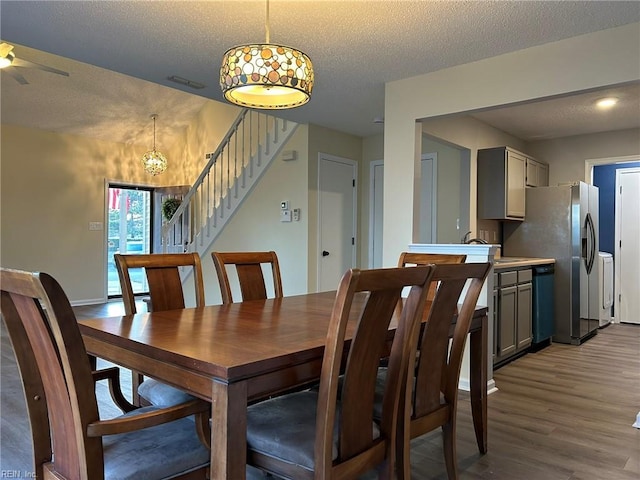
[{"xmin": 1, "ymin": 1, "xmax": 639, "ymax": 147}]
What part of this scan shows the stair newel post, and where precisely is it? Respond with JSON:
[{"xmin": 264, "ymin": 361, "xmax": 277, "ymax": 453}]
[
  {"xmin": 241, "ymin": 115, "xmax": 246, "ymax": 189},
  {"xmin": 234, "ymin": 125, "xmax": 238, "ymax": 199},
  {"xmin": 205, "ymin": 171, "xmax": 211, "ymax": 237},
  {"xmin": 264, "ymin": 114, "xmax": 271, "ymax": 156},
  {"xmin": 226, "ymin": 143, "xmax": 231, "ymax": 209},
  {"xmin": 257, "ymin": 113, "xmax": 262, "ymax": 167},
  {"xmin": 249, "ymin": 111, "xmax": 254, "ymax": 178},
  {"xmin": 273, "ymin": 115, "xmax": 279, "ymax": 144},
  {"xmin": 211, "ymin": 151, "xmax": 220, "ymax": 222}
]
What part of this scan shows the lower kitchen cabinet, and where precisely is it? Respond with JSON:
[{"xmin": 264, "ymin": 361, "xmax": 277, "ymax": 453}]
[
  {"xmin": 516, "ymin": 273, "xmax": 533, "ymax": 349},
  {"xmin": 495, "ymin": 268, "xmax": 532, "ymax": 366}
]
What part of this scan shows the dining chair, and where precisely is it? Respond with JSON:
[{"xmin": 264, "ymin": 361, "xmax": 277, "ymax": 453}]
[
  {"xmin": 0, "ymin": 267, "xmax": 211, "ymax": 480},
  {"xmin": 114, "ymin": 252, "xmax": 205, "ymax": 407},
  {"xmin": 211, "ymin": 251, "xmax": 283, "ymax": 304},
  {"xmin": 244, "ymin": 265, "xmax": 436, "ymax": 480},
  {"xmin": 397, "ymin": 252, "xmax": 467, "ymax": 301},
  {"xmin": 376, "ymin": 261, "xmax": 491, "ymax": 480},
  {"xmin": 371, "ymin": 251, "xmax": 469, "ymax": 370}
]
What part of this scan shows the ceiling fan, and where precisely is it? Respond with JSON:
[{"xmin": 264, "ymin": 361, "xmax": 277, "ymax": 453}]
[{"xmin": 0, "ymin": 42, "xmax": 69, "ymax": 85}]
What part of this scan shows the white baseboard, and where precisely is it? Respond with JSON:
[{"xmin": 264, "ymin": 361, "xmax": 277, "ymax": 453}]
[
  {"xmin": 458, "ymin": 378, "xmax": 497, "ymax": 394},
  {"xmin": 70, "ymin": 297, "xmax": 107, "ymax": 307}
]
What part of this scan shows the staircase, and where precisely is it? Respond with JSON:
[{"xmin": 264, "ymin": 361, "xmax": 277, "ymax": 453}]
[{"xmin": 161, "ymin": 109, "xmax": 298, "ymax": 257}]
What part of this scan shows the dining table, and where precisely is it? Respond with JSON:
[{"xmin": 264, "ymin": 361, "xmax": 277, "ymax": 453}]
[{"xmin": 79, "ymin": 290, "xmax": 488, "ymax": 480}]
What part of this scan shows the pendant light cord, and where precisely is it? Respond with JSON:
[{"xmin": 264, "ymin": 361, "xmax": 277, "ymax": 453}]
[
  {"xmin": 265, "ymin": 0, "xmax": 270, "ymax": 43},
  {"xmin": 152, "ymin": 114, "xmax": 157, "ymax": 150}
]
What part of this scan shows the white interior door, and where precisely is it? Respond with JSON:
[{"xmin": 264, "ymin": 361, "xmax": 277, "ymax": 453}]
[
  {"xmin": 318, "ymin": 155, "xmax": 357, "ymax": 291},
  {"xmin": 419, "ymin": 153, "xmax": 438, "ymax": 243},
  {"xmin": 369, "ymin": 160, "xmax": 384, "ymax": 268},
  {"xmin": 615, "ymin": 167, "xmax": 640, "ymax": 324}
]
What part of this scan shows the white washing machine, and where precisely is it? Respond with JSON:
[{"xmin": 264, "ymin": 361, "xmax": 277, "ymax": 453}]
[{"xmin": 598, "ymin": 252, "xmax": 614, "ymax": 327}]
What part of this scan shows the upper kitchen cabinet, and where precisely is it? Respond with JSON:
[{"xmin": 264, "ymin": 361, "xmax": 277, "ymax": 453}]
[
  {"xmin": 525, "ymin": 157, "xmax": 549, "ymax": 187},
  {"xmin": 477, "ymin": 146, "xmax": 526, "ymax": 221}
]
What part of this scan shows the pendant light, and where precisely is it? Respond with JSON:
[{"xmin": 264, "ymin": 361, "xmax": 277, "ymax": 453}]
[
  {"xmin": 219, "ymin": 0, "xmax": 314, "ymax": 110},
  {"xmin": 141, "ymin": 114, "xmax": 167, "ymax": 176}
]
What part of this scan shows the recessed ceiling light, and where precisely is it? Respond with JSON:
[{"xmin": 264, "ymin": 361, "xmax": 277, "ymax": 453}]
[{"xmin": 595, "ymin": 97, "xmax": 618, "ymax": 109}]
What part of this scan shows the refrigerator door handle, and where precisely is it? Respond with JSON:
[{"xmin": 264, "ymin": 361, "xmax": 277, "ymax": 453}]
[{"xmin": 585, "ymin": 212, "xmax": 596, "ymax": 274}]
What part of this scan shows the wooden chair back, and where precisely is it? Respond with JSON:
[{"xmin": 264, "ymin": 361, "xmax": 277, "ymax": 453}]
[
  {"xmin": 315, "ymin": 265, "xmax": 435, "ymax": 478},
  {"xmin": 211, "ymin": 251, "xmax": 283, "ymax": 304},
  {"xmin": 1, "ymin": 268, "xmax": 106, "ymax": 478},
  {"xmin": 398, "ymin": 261, "xmax": 491, "ymax": 479},
  {"xmin": 1, "ymin": 268, "xmax": 211, "ymax": 479},
  {"xmin": 397, "ymin": 252, "xmax": 467, "ymax": 301},
  {"xmin": 114, "ymin": 253, "xmax": 206, "ymax": 405},
  {"xmin": 114, "ymin": 253, "xmax": 205, "ymax": 314}
]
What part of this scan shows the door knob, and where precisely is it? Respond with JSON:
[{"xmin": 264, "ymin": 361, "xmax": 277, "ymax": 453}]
[{"xmin": 322, "ymin": 250, "xmax": 330, "ymax": 257}]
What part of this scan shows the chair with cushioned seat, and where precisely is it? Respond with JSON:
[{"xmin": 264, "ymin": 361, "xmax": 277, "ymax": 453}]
[
  {"xmin": 114, "ymin": 252, "xmax": 205, "ymax": 407},
  {"xmin": 377, "ymin": 261, "xmax": 491, "ymax": 480},
  {"xmin": 397, "ymin": 252, "xmax": 467, "ymax": 301},
  {"xmin": 0, "ymin": 267, "xmax": 211, "ymax": 480},
  {"xmin": 245, "ymin": 265, "xmax": 436, "ymax": 480},
  {"xmin": 211, "ymin": 251, "xmax": 283, "ymax": 304}
]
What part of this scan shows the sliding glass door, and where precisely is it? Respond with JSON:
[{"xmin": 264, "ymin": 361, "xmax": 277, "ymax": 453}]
[{"xmin": 107, "ymin": 185, "xmax": 153, "ymax": 297}]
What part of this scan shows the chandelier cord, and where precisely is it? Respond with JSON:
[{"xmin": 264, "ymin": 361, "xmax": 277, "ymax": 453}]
[
  {"xmin": 152, "ymin": 115, "xmax": 157, "ymax": 151},
  {"xmin": 265, "ymin": 0, "xmax": 270, "ymax": 44}
]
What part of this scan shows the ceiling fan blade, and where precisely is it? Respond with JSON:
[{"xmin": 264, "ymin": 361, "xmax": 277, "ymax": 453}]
[
  {"xmin": 4, "ymin": 68, "xmax": 29, "ymax": 85},
  {"xmin": 12, "ymin": 58, "xmax": 69, "ymax": 77},
  {"xmin": 0, "ymin": 42, "xmax": 14, "ymax": 58}
]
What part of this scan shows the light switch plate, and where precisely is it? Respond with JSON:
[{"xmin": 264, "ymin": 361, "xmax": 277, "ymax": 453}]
[{"xmin": 280, "ymin": 210, "xmax": 292, "ymax": 222}]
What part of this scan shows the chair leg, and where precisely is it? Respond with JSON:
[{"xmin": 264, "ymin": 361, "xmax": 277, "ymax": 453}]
[
  {"xmin": 396, "ymin": 421, "xmax": 411, "ymax": 480},
  {"xmin": 442, "ymin": 420, "xmax": 458, "ymax": 480},
  {"xmin": 132, "ymin": 371, "xmax": 144, "ymax": 406}
]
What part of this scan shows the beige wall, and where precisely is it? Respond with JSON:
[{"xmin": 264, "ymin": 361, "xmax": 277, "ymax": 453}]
[
  {"xmin": 188, "ymin": 125, "xmax": 311, "ymax": 305},
  {"xmin": 0, "ymin": 124, "xmax": 172, "ymax": 303},
  {"xmin": 0, "ymin": 100, "xmax": 267, "ymax": 303},
  {"xmin": 528, "ymin": 128, "xmax": 640, "ymax": 185},
  {"xmin": 1, "ymin": 110, "xmax": 362, "ymax": 303},
  {"xmin": 383, "ymin": 22, "xmax": 640, "ymax": 267}
]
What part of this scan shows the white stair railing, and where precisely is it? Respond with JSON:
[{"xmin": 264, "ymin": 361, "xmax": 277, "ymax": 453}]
[{"xmin": 162, "ymin": 109, "xmax": 297, "ymax": 257}]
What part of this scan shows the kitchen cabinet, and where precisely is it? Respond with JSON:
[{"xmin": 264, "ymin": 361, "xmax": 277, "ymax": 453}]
[
  {"xmin": 495, "ymin": 268, "xmax": 532, "ymax": 366},
  {"xmin": 516, "ymin": 270, "xmax": 533, "ymax": 349},
  {"xmin": 526, "ymin": 157, "xmax": 549, "ymax": 187},
  {"xmin": 477, "ymin": 146, "xmax": 526, "ymax": 220}
]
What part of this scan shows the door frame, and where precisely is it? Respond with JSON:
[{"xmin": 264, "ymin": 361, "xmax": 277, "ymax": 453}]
[
  {"xmin": 368, "ymin": 159, "xmax": 384, "ymax": 268},
  {"xmin": 105, "ymin": 179, "xmax": 155, "ymax": 298},
  {"xmin": 586, "ymin": 155, "xmax": 640, "ymax": 324},
  {"xmin": 614, "ymin": 166, "xmax": 640, "ymax": 324},
  {"xmin": 317, "ymin": 153, "xmax": 358, "ymax": 290},
  {"xmin": 420, "ymin": 152, "xmax": 438, "ymax": 243}
]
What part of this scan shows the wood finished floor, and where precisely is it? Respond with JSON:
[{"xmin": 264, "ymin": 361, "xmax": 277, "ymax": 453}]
[{"xmin": 1, "ymin": 301, "xmax": 639, "ymax": 479}]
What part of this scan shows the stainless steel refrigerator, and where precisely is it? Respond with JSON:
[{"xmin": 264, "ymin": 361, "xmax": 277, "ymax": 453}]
[{"xmin": 503, "ymin": 182, "xmax": 600, "ymax": 344}]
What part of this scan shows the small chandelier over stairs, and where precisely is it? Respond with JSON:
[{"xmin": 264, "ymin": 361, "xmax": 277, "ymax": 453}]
[{"xmin": 141, "ymin": 114, "xmax": 168, "ymax": 176}]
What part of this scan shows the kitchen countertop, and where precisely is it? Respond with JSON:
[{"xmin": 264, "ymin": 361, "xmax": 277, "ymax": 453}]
[{"xmin": 493, "ymin": 257, "xmax": 555, "ymax": 270}]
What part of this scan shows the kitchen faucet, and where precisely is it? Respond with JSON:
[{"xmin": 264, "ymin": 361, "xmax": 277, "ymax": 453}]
[{"xmin": 461, "ymin": 230, "xmax": 488, "ymax": 244}]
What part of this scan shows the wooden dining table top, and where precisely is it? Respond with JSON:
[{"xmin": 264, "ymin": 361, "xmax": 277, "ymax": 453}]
[
  {"xmin": 79, "ymin": 290, "xmax": 489, "ymax": 480},
  {"xmin": 80, "ymin": 291, "xmax": 382, "ymax": 381},
  {"xmin": 79, "ymin": 290, "xmax": 486, "ymax": 386}
]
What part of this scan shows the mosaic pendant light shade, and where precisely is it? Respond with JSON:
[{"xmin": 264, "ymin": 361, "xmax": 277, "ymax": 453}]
[{"xmin": 219, "ymin": 0, "xmax": 313, "ymax": 109}]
